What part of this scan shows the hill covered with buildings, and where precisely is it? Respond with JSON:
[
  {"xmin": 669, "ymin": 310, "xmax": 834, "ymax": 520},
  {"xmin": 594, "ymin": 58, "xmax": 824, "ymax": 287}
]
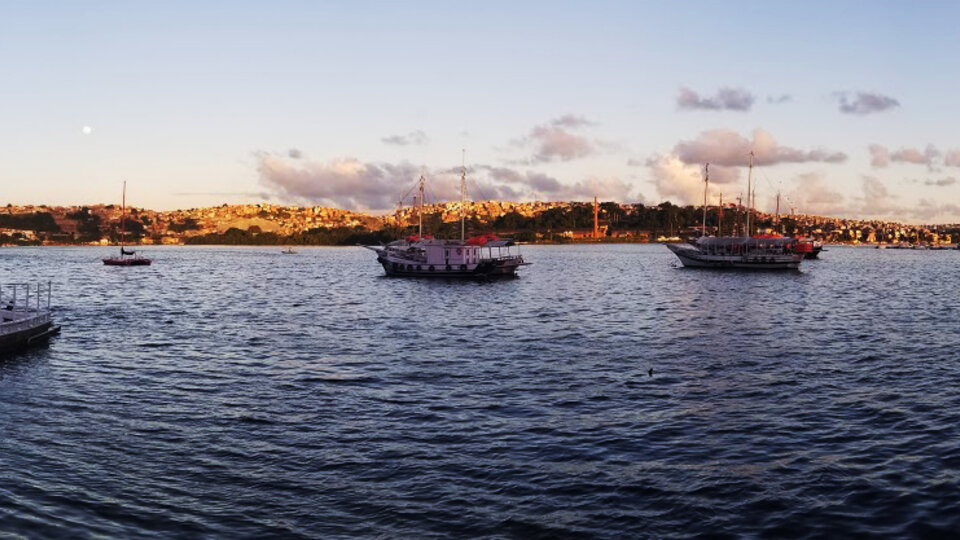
[{"xmin": 0, "ymin": 200, "xmax": 957, "ymax": 246}]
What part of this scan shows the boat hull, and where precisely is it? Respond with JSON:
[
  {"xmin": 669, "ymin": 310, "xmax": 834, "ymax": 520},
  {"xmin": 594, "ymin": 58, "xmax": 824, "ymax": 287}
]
[
  {"xmin": 378, "ymin": 256, "xmax": 525, "ymax": 278},
  {"xmin": 0, "ymin": 320, "xmax": 61, "ymax": 353},
  {"xmin": 667, "ymin": 244, "xmax": 802, "ymax": 270},
  {"xmin": 103, "ymin": 258, "xmax": 152, "ymax": 266}
]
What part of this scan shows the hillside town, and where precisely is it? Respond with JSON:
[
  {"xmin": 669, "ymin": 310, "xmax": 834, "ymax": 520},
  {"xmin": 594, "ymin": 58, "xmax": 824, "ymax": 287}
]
[{"xmin": 0, "ymin": 200, "xmax": 957, "ymax": 246}]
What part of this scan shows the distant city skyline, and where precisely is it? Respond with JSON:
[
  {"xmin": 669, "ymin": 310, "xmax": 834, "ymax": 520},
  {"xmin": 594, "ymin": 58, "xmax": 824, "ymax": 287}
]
[{"xmin": 2, "ymin": 1, "xmax": 959, "ymax": 223}]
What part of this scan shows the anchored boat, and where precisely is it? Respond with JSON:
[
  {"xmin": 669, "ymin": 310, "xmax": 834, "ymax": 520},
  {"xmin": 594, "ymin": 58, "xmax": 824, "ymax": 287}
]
[
  {"xmin": 0, "ymin": 283, "xmax": 61, "ymax": 352},
  {"xmin": 363, "ymin": 163, "xmax": 528, "ymax": 278},
  {"xmin": 667, "ymin": 236, "xmax": 804, "ymax": 269},
  {"xmin": 369, "ymin": 233, "xmax": 527, "ymax": 277},
  {"xmin": 103, "ymin": 181, "xmax": 152, "ymax": 266},
  {"xmin": 667, "ymin": 153, "xmax": 805, "ymax": 270}
]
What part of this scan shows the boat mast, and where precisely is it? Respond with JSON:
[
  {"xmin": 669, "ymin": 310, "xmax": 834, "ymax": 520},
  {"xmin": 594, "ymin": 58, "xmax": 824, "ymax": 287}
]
[
  {"xmin": 461, "ymin": 149, "xmax": 466, "ymax": 242},
  {"xmin": 745, "ymin": 152, "xmax": 754, "ymax": 238},
  {"xmin": 702, "ymin": 163, "xmax": 709, "ymax": 237},
  {"xmin": 718, "ymin": 192, "xmax": 723, "ymax": 237},
  {"xmin": 120, "ymin": 180, "xmax": 126, "ymax": 251},
  {"xmin": 418, "ymin": 174, "xmax": 425, "ymax": 239},
  {"xmin": 775, "ymin": 190, "xmax": 781, "ymax": 234}
]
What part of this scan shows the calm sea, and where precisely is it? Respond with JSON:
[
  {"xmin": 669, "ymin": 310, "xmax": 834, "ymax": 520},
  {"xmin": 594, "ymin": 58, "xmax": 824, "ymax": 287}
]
[{"xmin": 1, "ymin": 244, "xmax": 958, "ymax": 538}]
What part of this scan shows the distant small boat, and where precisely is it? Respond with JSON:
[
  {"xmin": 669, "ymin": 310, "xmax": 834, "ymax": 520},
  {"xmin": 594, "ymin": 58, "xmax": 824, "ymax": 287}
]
[
  {"xmin": 103, "ymin": 181, "xmax": 152, "ymax": 266},
  {"xmin": 0, "ymin": 282, "xmax": 61, "ymax": 352},
  {"xmin": 281, "ymin": 247, "xmax": 297, "ymax": 254}
]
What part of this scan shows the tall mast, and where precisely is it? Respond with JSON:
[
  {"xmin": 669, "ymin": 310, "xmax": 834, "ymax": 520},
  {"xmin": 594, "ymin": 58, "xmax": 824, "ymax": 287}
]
[
  {"xmin": 745, "ymin": 152, "xmax": 754, "ymax": 238},
  {"xmin": 460, "ymin": 149, "xmax": 466, "ymax": 242},
  {"xmin": 718, "ymin": 192, "xmax": 723, "ymax": 237},
  {"xmin": 121, "ymin": 180, "xmax": 126, "ymax": 250},
  {"xmin": 418, "ymin": 175, "xmax": 425, "ymax": 239},
  {"xmin": 775, "ymin": 190, "xmax": 781, "ymax": 234},
  {"xmin": 702, "ymin": 163, "xmax": 709, "ymax": 236}
]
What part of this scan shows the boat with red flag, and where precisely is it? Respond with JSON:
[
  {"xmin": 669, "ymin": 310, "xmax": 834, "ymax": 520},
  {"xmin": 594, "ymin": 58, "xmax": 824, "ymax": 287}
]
[
  {"xmin": 362, "ymin": 168, "xmax": 528, "ymax": 278},
  {"xmin": 103, "ymin": 181, "xmax": 152, "ymax": 266}
]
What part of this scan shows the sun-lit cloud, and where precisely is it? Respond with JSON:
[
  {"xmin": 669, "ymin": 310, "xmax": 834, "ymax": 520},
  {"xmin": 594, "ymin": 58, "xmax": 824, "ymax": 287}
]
[
  {"xmin": 647, "ymin": 154, "xmax": 719, "ymax": 205},
  {"xmin": 870, "ymin": 144, "xmax": 941, "ymax": 169},
  {"xmin": 783, "ymin": 172, "xmax": 848, "ymax": 216},
  {"xmin": 256, "ymin": 153, "xmax": 420, "ymax": 210},
  {"xmin": 835, "ymin": 91, "xmax": 900, "ymax": 115},
  {"xmin": 676, "ymin": 87, "xmax": 755, "ymax": 111},
  {"xmin": 255, "ymin": 151, "xmax": 639, "ymax": 210},
  {"xmin": 943, "ymin": 149, "xmax": 960, "ymax": 168},
  {"xmin": 381, "ymin": 130, "xmax": 428, "ymax": 146},
  {"xmin": 673, "ymin": 128, "xmax": 847, "ymax": 167},
  {"xmin": 923, "ymin": 177, "xmax": 956, "ymax": 187},
  {"xmin": 505, "ymin": 115, "xmax": 604, "ymax": 163}
]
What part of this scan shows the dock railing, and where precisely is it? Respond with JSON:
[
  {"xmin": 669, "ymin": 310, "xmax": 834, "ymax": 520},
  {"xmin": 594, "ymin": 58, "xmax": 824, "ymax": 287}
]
[{"xmin": 0, "ymin": 282, "xmax": 53, "ymax": 313}]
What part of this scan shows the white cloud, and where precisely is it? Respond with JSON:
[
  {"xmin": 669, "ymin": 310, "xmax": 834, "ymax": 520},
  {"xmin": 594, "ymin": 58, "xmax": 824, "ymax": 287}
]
[
  {"xmin": 673, "ymin": 128, "xmax": 846, "ymax": 167},
  {"xmin": 835, "ymin": 91, "xmax": 900, "ymax": 115},
  {"xmin": 381, "ymin": 130, "xmax": 428, "ymax": 146},
  {"xmin": 870, "ymin": 144, "xmax": 941, "ymax": 169},
  {"xmin": 676, "ymin": 87, "xmax": 755, "ymax": 111}
]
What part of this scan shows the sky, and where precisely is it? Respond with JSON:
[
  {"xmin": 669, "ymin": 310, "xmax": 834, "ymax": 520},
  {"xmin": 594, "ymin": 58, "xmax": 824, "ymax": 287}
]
[{"xmin": 2, "ymin": 1, "xmax": 959, "ymax": 222}]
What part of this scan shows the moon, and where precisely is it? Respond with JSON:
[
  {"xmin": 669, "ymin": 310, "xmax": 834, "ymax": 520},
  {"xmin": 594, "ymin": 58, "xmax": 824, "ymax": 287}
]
[{"xmin": 81, "ymin": 125, "xmax": 93, "ymax": 135}]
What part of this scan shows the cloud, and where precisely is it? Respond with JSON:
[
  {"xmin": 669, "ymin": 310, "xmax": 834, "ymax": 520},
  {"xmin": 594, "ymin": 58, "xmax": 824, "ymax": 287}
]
[
  {"xmin": 381, "ymin": 130, "xmax": 428, "ymax": 146},
  {"xmin": 923, "ymin": 177, "xmax": 956, "ymax": 187},
  {"xmin": 477, "ymin": 165, "xmax": 637, "ymax": 201},
  {"xmin": 869, "ymin": 144, "xmax": 940, "ymax": 169},
  {"xmin": 835, "ymin": 91, "xmax": 900, "ymax": 115},
  {"xmin": 784, "ymin": 172, "xmax": 848, "ymax": 216},
  {"xmin": 868, "ymin": 144, "xmax": 889, "ymax": 167},
  {"xmin": 256, "ymin": 153, "xmax": 421, "ymax": 210},
  {"xmin": 943, "ymin": 149, "xmax": 960, "ymax": 167},
  {"xmin": 673, "ymin": 128, "xmax": 847, "ymax": 167},
  {"xmin": 255, "ymin": 152, "xmax": 639, "ymax": 210},
  {"xmin": 509, "ymin": 115, "xmax": 598, "ymax": 163},
  {"xmin": 648, "ymin": 154, "xmax": 719, "ymax": 205},
  {"xmin": 677, "ymin": 87, "xmax": 755, "ymax": 111},
  {"xmin": 550, "ymin": 114, "xmax": 595, "ymax": 128},
  {"xmin": 288, "ymin": 148, "xmax": 302, "ymax": 159},
  {"xmin": 766, "ymin": 94, "xmax": 792, "ymax": 104},
  {"xmin": 910, "ymin": 199, "xmax": 960, "ymax": 221}
]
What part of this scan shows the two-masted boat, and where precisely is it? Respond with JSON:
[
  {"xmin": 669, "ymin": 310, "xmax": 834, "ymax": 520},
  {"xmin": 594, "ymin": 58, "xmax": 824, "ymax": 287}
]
[
  {"xmin": 667, "ymin": 154, "xmax": 805, "ymax": 270},
  {"xmin": 667, "ymin": 236, "xmax": 805, "ymax": 269},
  {"xmin": 0, "ymin": 282, "xmax": 60, "ymax": 352},
  {"xmin": 103, "ymin": 181, "xmax": 152, "ymax": 266},
  {"xmin": 363, "ymin": 168, "xmax": 528, "ymax": 278}
]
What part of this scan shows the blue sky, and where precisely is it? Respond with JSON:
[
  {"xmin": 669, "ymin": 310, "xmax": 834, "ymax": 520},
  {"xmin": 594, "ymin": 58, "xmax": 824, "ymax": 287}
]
[{"xmin": 1, "ymin": 1, "xmax": 959, "ymax": 222}]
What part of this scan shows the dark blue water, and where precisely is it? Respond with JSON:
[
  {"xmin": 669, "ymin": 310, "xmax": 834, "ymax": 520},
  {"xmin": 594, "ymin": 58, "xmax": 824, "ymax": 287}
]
[{"xmin": 1, "ymin": 245, "xmax": 959, "ymax": 538}]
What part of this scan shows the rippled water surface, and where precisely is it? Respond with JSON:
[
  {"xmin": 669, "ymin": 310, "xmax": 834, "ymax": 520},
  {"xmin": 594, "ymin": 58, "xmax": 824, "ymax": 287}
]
[{"xmin": 1, "ymin": 245, "xmax": 959, "ymax": 538}]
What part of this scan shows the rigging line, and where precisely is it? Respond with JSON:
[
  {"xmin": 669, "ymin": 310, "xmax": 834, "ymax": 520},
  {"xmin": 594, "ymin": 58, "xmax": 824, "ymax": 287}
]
[
  {"xmin": 469, "ymin": 178, "xmax": 492, "ymax": 202},
  {"xmin": 396, "ymin": 178, "xmax": 421, "ymax": 206}
]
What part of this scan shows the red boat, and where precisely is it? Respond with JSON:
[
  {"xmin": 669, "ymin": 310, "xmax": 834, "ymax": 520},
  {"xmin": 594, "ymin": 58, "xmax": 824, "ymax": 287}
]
[{"xmin": 102, "ymin": 181, "xmax": 152, "ymax": 266}]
